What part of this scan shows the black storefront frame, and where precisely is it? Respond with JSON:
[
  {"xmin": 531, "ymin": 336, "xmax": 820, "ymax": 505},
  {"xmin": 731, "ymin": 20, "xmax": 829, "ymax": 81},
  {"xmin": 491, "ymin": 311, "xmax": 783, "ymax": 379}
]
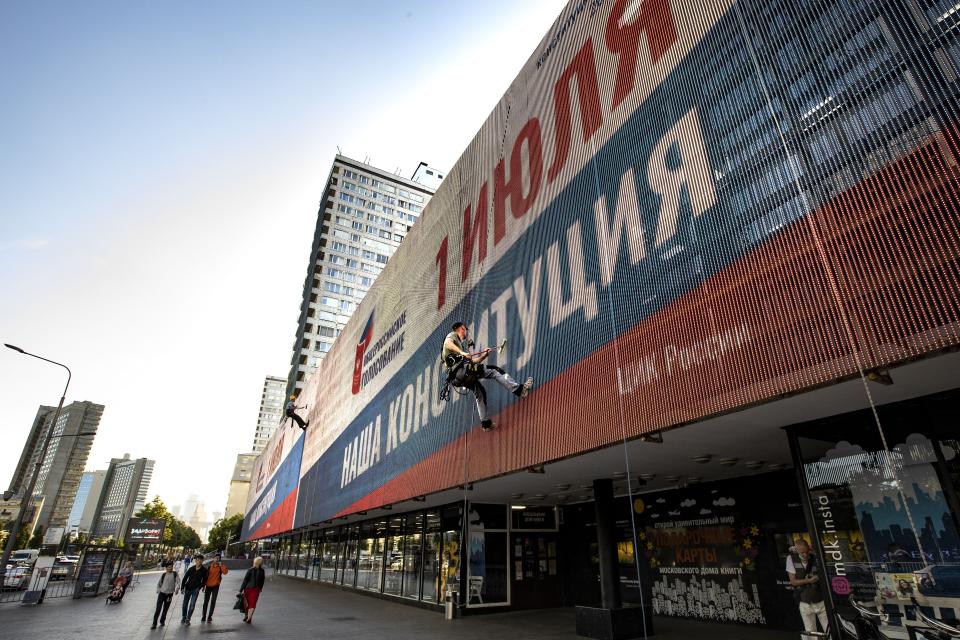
[{"xmin": 786, "ymin": 426, "xmax": 842, "ymax": 632}]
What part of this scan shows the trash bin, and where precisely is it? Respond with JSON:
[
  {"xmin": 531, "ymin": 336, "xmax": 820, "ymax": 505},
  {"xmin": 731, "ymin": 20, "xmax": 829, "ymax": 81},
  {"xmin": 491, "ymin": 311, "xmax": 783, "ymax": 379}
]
[{"xmin": 444, "ymin": 588, "xmax": 459, "ymax": 620}]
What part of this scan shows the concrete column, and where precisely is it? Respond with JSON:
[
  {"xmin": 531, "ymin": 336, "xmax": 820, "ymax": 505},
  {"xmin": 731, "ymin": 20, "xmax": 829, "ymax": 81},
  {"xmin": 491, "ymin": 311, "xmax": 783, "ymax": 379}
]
[{"xmin": 593, "ymin": 478, "xmax": 622, "ymax": 610}]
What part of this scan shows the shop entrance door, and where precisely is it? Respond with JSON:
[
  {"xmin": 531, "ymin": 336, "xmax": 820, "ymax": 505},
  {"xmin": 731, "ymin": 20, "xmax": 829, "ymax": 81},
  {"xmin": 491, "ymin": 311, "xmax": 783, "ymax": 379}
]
[{"xmin": 510, "ymin": 532, "xmax": 562, "ymax": 609}]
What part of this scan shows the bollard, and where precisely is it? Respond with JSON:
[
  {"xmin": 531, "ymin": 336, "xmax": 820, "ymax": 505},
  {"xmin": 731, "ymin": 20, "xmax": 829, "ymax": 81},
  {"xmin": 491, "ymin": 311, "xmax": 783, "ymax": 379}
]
[{"xmin": 444, "ymin": 588, "xmax": 459, "ymax": 620}]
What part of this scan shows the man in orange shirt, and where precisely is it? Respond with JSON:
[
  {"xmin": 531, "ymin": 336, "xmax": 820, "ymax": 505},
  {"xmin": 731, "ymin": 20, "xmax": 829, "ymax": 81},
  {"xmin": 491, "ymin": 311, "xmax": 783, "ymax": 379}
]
[{"xmin": 200, "ymin": 554, "xmax": 229, "ymax": 623}]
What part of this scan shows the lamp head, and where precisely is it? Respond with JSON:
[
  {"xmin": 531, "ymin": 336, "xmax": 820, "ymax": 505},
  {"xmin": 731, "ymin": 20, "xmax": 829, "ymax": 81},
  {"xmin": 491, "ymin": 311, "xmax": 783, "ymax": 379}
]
[{"xmin": 4, "ymin": 344, "xmax": 24, "ymax": 354}]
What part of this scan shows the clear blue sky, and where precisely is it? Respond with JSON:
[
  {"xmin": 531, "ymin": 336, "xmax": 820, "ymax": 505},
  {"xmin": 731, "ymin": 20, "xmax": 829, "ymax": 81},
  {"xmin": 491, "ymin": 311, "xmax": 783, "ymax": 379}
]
[{"xmin": 0, "ymin": 0, "xmax": 566, "ymax": 527}]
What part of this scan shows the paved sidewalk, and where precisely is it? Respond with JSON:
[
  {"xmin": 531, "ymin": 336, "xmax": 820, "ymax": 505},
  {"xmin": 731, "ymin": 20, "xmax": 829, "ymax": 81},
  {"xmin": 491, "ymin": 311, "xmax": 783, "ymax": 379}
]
[{"xmin": 0, "ymin": 569, "xmax": 797, "ymax": 640}]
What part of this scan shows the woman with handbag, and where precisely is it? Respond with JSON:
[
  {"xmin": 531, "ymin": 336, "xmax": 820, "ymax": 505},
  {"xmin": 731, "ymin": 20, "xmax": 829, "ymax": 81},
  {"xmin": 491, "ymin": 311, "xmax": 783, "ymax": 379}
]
[{"xmin": 239, "ymin": 556, "xmax": 266, "ymax": 624}]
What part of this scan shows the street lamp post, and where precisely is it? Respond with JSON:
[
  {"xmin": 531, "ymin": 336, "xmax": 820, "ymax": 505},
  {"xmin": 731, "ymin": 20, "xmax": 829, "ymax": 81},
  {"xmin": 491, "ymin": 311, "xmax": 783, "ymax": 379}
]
[{"xmin": 0, "ymin": 344, "xmax": 72, "ymax": 582}]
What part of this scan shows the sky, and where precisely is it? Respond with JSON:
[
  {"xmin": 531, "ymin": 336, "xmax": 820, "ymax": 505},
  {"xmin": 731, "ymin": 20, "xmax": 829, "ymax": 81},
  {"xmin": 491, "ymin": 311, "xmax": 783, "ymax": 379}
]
[{"xmin": 0, "ymin": 0, "xmax": 567, "ymax": 523}]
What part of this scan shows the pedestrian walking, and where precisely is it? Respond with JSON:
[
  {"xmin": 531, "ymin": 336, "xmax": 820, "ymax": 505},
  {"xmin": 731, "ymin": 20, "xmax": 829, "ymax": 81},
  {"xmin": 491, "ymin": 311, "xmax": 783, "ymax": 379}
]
[
  {"xmin": 201, "ymin": 554, "xmax": 228, "ymax": 622},
  {"xmin": 240, "ymin": 556, "xmax": 266, "ymax": 624},
  {"xmin": 151, "ymin": 563, "xmax": 177, "ymax": 629},
  {"xmin": 172, "ymin": 554, "xmax": 185, "ymax": 578},
  {"xmin": 179, "ymin": 554, "xmax": 208, "ymax": 625},
  {"xmin": 160, "ymin": 550, "xmax": 175, "ymax": 569}
]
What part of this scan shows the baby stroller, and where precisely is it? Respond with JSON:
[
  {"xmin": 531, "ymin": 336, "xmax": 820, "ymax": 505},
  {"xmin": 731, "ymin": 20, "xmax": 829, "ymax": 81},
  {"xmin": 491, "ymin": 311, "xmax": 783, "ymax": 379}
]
[{"xmin": 106, "ymin": 575, "xmax": 128, "ymax": 604}]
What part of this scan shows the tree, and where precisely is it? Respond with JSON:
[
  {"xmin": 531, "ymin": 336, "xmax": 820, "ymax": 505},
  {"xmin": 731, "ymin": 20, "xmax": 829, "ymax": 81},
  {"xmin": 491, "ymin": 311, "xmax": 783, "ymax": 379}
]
[
  {"xmin": 169, "ymin": 519, "xmax": 202, "ymax": 549},
  {"xmin": 204, "ymin": 514, "xmax": 243, "ymax": 553},
  {"xmin": 27, "ymin": 525, "xmax": 44, "ymax": 549},
  {"xmin": 1, "ymin": 522, "xmax": 31, "ymax": 551}
]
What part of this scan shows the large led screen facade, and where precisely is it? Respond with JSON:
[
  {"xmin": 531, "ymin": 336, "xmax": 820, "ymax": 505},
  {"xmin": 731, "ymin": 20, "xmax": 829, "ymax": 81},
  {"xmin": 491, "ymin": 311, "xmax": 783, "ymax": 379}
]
[{"xmin": 244, "ymin": 0, "xmax": 960, "ymax": 540}]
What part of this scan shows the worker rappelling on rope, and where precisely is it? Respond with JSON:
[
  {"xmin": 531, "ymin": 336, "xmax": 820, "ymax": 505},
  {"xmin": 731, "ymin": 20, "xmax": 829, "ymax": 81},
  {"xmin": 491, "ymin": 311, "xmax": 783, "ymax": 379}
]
[
  {"xmin": 284, "ymin": 395, "xmax": 309, "ymax": 431},
  {"xmin": 439, "ymin": 321, "xmax": 533, "ymax": 431}
]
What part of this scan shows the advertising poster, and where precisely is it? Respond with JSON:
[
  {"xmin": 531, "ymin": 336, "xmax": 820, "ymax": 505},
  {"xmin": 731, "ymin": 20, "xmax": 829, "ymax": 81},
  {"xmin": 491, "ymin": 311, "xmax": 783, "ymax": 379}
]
[
  {"xmin": 255, "ymin": 0, "xmax": 959, "ymax": 541},
  {"xmin": 626, "ymin": 473, "xmax": 805, "ymax": 627},
  {"xmin": 242, "ymin": 427, "xmax": 304, "ymax": 540}
]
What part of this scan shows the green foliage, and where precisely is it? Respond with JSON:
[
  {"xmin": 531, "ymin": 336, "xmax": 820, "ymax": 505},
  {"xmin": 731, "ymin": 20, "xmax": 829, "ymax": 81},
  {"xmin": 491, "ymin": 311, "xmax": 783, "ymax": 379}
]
[
  {"xmin": 0, "ymin": 522, "xmax": 32, "ymax": 550},
  {"xmin": 204, "ymin": 514, "xmax": 243, "ymax": 552},
  {"xmin": 169, "ymin": 518, "xmax": 202, "ymax": 549},
  {"xmin": 27, "ymin": 525, "xmax": 44, "ymax": 549}
]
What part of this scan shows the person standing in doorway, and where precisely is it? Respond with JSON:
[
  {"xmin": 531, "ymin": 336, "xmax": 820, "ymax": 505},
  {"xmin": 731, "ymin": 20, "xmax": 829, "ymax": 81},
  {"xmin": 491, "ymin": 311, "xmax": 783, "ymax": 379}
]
[
  {"xmin": 179, "ymin": 554, "xmax": 208, "ymax": 625},
  {"xmin": 151, "ymin": 563, "xmax": 177, "ymax": 629},
  {"xmin": 787, "ymin": 538, "xmax": 829, "ymax": 638},
  {"xmin": 201, "ymin": 554, "xmax": 228, "ymax": 622},
  {"xmin": 240, "ymin": 556, "xmax": 266, "ymax": 624}
]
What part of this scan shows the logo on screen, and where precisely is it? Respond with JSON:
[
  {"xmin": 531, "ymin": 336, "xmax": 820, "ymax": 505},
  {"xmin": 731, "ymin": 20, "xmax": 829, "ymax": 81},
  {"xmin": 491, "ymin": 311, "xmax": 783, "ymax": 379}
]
[{"xmin": 352, "ymin": 311, "xmax": 375, "ymax": 394}]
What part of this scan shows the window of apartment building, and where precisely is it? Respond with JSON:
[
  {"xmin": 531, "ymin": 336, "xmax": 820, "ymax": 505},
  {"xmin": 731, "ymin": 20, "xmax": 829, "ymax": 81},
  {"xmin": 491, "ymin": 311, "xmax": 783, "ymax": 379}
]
[
  {"xmin": 319, "ymin": 326, "xmax": 336, "ymax": 338},
  {"xmin": 362, "ymin": 250, "xmax": 375, "ymax": 260},
  {"xmin": 378, "ymin": 230, "xmax": 392, "ymax": 240},
  {"xmin": 352, "ymin": 221, "xmax": 364, "ymax": 231},
  {"xmin": 342, "ymin": 181, "xmax": 357, "ymax": 191},
  {"xmin": 361, "ymin": 263, "xmax": 380, "ymax": 274},
  {"xmin": 333, "ymin": 229, "xmax": 351, "ymax": 241},
  {"xmin": 358, "ymin": 174, "xmax": 369, "ymax": 185},
  {"xmin": 321, "ymin": 296, "xmax": 341, "ymax": 308},
  {"xmin": 318, "ymin": 341, "xmax": 333, "ymax": 353},
  {"xmin": 359, "ymin": 276, "xmax": 373, "ymax": 287},
  {"xmin": 393, "ymin": 234, "xmax": 403, "ymax": 241},
  {"xmin": 324, "ymin": 281, "xmax": 342, "ymax": 294},
  {"xmin": 346, "ymin": 258, "xmax": 359, "ymax": 268},
  {"xmin": 339, "ymin": 193, "xmax": 355, "ymax": 203},
  {"xmin": 376, "ymin": 254, "xmax": 388, "ymax": 264}
]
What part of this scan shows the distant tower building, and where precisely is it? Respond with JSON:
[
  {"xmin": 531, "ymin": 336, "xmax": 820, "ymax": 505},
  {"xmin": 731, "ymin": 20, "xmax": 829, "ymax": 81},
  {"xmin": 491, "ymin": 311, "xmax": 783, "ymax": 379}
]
[
  {"xmin": 253, "ymin": 376, "xmax": 286, "ymax": 454},
  {"xmin": 224, "ymin": 453, "xmax": 258, "ymax": 518},
  {"xmin": 91, "ymin": 454, "xmax": 154, "ymax": 541},
  {"xmin": 182, "ymin": 494, "xmax": 213, "ymax": 543},
  {"xmin": 67, "ymin": 469, "xmax": 107, "ymax": 535},
  {"xmin": 8, "ymin": 401, "xmax": 103, "ymax": 532},
  {"xmin": 285, "ymin": 155, "xmax": 441, "ymax": 397}
]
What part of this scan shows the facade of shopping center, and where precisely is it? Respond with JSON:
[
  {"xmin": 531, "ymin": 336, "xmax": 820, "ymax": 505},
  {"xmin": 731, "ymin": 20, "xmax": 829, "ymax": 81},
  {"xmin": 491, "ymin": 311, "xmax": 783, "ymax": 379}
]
[{"xmin": 242, "ymin": 0, "xmax": 960, "ymax": 637}]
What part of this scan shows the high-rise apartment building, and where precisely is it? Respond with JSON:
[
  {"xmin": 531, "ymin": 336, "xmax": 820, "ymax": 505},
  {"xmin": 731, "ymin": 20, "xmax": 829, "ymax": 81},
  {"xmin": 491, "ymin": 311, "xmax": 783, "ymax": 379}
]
[
  {"xmin": 224, "ymin": 453, "xmax": 258, "ymax": 518},
  {"xmin": 411, "ymin": 161, "xmax": 445, "ymax": 191},
  {"xmin": 90, "ymin": 454, "xmax": 154, "ymax": 541},
  {"xmin": 8, "ymin": 401, "xmax": 103, "ymax": 532},
  {"xmin": 67, "ymin": 469, "xmax": 107, "ymax": 534},
  {"xmin": 252, "ymin": 375, "xmax": 286, "ymax": 454},
  {"xmin": 285, "ymin": 155, "xmax": 440, "ymax": 397}
]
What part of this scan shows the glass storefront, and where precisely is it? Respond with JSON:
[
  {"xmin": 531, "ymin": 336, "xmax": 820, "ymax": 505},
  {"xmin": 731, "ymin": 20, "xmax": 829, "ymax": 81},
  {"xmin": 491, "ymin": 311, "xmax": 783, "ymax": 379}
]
[
  {"xmin": 402, "ymin": 513, "xmax": 423, "ymax": 599},
  {"xmin": 272, "ymin": 503, "xmax": 462, "ymax": 607},
  {"xmin": 791, "ymin": 389, "xmax": 960, "ymax": 635},
  {"xmin": 357, "ymin": 520, "xmax": 385, "ymax": 592}
]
